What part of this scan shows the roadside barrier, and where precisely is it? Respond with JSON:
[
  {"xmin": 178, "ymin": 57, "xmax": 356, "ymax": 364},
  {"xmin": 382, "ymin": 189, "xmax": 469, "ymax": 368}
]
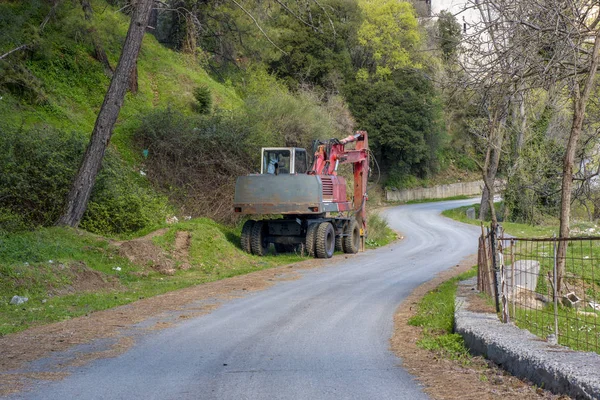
[{"xmin": 478, "ymin": 226, "xmax": 600, "ymax": 353}]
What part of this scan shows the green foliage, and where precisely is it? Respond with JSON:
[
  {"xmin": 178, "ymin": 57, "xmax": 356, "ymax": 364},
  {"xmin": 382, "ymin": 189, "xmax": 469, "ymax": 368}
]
[
  {"xmin": 357, "ymin": 0, "xmax": 421, "ymax": 77},
  {"xmin": 80, "ymin": 155, "xmax": 170, "ymax": 236},
  {"xmin": 365, "ymin": 212, "xmax": 396, "ymax": 248},
  {"xmin": 345, "ymin": 68, "xmax": 446, "ymax": 183},
  {"xmin": 264, "ymin": 0, "xmax": 358, "ymax": 88},
  {"xmin": 240, "ymin": 67, "xmax": 341, "ymax": 149},
  {"xmin": 0, "ymin": 125, "xmax": 85, "ymax": 230},
  {"xmin": 0, "ymin": 122, "xmax": 169, "ymax": 237},
  {"xmin": 436, "ymin": 10, "xmax": 462, "ymax": 62},
  {"xmin": 504, "ymin": 129, "xmax": 563, "ymax": 225},
  {"xmin": 192, "ymin": 85, "xmax": 212, "ymax": 114}
]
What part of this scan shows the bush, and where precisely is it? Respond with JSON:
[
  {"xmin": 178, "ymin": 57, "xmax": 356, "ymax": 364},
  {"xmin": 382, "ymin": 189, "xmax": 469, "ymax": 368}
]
[
  {"xmin": 134, "ymin": 108, "xmax": 256, "ymax": 223},
  {"xmin": 238, "ymin": 66, "xmax": 342, "ymax": 150},
  {"xmin": 192, "ymin": 85, "xmax": 212, "ymax": 114},
  {"xmin": 0, "ymin": 124, "xmax": 169, "ymax": 236},
  {"xmin": 0, "ymin": 125, "xmax": 85, "ymax": 230},
  {"xmin": 80, "ymin": 151, "xmax": 170, "ymax": 236},
  {"xmin": 0, "ymin": 208, "xmax": 29, "ymax": 235}
]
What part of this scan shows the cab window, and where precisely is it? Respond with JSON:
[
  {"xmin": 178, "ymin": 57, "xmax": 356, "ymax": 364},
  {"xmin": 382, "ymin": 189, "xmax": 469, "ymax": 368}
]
[
  {"xmin": 295, "ymin": 149, "xmax": 307, "ymax": 173},
  {"xmin": 263, "ymin": 149, "xmax": 291, "ymax": 174}
]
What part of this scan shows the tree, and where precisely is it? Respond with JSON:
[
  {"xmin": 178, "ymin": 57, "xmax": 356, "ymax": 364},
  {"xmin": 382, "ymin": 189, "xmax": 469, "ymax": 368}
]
[
  {"xmin": 57, "ymin": 0, "xmax": 154, "ymax": 227},
  {"xmin": 556, "ymin": 30, "xmax": 600, "ymax": 290},
  {"xmin": 457, "ymin": 0, "xmax": 600, "ymax": 291},
  {"xmin": 345, "ymin": 68, "xmax": 444, "ymax": 180},
  {"xmin": 452, "ymin": 0, "xmax": 528, "ymax": 225},
  {"xmin": 355, "ymin": 0, "xmax": 420, "ymax": 79},
  {"xmin": 436, "ymin": 10, "xmax": 461, "ymax": 63}
]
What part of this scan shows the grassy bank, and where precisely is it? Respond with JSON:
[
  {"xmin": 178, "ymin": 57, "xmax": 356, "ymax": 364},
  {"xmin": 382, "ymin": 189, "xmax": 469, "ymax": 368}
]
[
  {"xmin": 408, "ymin": 267, "xmax": 477, "ymax": 361},
  {"xmin": 0, "ymin": 213, "xmax": 396, "ymax": 336},
  {"xmin": 441, "ymin": 202, "xmax": 557, "ymax": 237},
  {"xmin": 0, "ymin": 220, "xmax": 302, "ymax": 336}
]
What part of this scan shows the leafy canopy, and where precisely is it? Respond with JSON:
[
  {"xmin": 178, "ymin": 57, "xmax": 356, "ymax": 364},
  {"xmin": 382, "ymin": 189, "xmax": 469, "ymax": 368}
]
[{"xmin": 357, "ymin": 0, "xmax": 421, "ymax": 78}]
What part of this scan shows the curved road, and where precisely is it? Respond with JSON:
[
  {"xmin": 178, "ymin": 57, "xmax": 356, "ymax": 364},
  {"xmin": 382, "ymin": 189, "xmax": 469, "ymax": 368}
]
[{"xmin": 13, "ymin": 199, "xmax": 481, "ymax": 400}]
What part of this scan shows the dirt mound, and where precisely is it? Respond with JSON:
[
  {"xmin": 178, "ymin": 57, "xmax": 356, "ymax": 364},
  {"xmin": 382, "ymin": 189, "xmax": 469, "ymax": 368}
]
[
  {"xmin": 174, "ymin": 231, "xmax": 191, "ymax": 270},
  {"xmin": 51, "ymin": 262, "xmax": 121, "ymax": 296},
  {"xmin": 116, "ymin": 229, "xmax": 191, "ymax": 275}
]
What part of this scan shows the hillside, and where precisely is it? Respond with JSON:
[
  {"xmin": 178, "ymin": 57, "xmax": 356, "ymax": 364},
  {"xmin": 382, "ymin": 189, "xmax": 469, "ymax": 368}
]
[{"xmin": 0, "ymin": 0, "xmax": 445, "ymax": 334}]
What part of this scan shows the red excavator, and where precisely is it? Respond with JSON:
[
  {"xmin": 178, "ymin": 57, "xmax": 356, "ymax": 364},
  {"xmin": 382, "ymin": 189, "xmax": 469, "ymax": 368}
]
[{"xmin": 233, "ymin": 131, "xmax": 369, "ymax": 258}]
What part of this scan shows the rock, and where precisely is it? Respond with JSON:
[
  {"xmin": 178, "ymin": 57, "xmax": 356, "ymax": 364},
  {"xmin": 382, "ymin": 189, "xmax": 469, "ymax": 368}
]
[
  {"xmin": 10, "ymin": 295, "xmax": 28, "ymax": 305},
  {"xmin": 466, "ymin": 207, "xmax": 476, "ymax": 219}
]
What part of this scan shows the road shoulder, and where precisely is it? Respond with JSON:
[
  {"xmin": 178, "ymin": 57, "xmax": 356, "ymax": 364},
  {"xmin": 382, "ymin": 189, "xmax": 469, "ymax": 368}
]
[{"xmin": 390, "ymin": 254, "xmax": 568, "ymax": 400}]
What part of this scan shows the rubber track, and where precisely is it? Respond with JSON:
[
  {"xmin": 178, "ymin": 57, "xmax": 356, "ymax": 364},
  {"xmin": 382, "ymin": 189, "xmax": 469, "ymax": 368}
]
[
  {"xmin": 343, "ymin": 219, "xmax": 359, "ymax": 254},
  {"xmin": 240, "ymin": 220, "xmax": 254, "ymax": 254},
  {"xmin": 250, "ymin": 221, "xmax": 268, "ymax": 256},
  {"xmin": 305, "ymin": 223, "xmax": 319, "ymax": 257},
  {"xmin": 315, "ymin": 222, "xmax": 334, "ymax": 259}
]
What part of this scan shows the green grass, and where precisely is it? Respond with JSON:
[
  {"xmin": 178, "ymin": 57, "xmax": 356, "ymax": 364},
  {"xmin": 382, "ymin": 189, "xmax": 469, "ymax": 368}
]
[
  {"xmin": 408, "ymin": 267, "xmax": 477, "ymax": 362},
  {"xmin": 441, "ymin": 202, "xmax": 558, "ymax": 237},
  {"xmin": 513, "ymin": 303, "xmax": 600, "ymax": 353},
  {"xmin": 0, "ymin": 220, "xmax": 302, "ymax": 336},
  {"xmin": 0, "ymin": 213, "xmax": 400, "ymax": 336},
  {"xmin": 365, "ymin": 213, "xmax": 397, "ymax": 248}
]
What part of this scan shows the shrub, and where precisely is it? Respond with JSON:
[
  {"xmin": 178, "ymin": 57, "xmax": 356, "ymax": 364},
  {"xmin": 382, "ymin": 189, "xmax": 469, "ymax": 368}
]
[
  {"xmin": 80, "ymin": 151, "xmax": 170, "ymax": 236},
  {"xmin": 0, "ymin": 125, "xmax": 85, "ymax": 229},
  {"xmin": 134, "ymin": 108, "xmax": 256, "ymax": 223},
  {"xmin": 0, "ymin": 124, "xmax": 169, "ymax": 236},
  {"xmin": 192, "ymin": 85, "xmax": 212, "ymax": 114}
]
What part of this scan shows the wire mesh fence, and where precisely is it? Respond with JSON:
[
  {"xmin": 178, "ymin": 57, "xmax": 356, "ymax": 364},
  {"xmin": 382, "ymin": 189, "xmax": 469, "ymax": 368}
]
[{"xmin": 478, "ymin": 227, "xmax": 600, "ymax": 354}]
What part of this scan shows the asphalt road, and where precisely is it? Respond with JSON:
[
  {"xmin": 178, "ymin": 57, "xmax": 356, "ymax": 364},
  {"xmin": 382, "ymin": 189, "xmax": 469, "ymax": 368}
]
[{"xmin": 12, "ymin": 199, "xmax": 481, "ymax": 400}]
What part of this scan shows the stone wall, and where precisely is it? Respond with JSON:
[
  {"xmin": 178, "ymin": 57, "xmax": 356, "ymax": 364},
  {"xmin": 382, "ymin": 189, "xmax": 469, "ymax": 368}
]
[{"xmin": 385, "ymin": 180, "xmax": 484, "ymax": 202}]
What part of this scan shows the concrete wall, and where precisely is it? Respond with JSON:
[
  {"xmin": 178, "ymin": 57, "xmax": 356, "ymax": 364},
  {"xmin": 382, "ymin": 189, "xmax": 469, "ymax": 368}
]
[{"xmin": 386, "ymin": 180, "xmax": 483, "ymax": 202}]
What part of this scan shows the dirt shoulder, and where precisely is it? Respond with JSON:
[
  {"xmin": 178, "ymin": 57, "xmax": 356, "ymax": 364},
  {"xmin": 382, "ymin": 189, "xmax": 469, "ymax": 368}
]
[
  {"xmin": 0, "ymin": 256, "xmax": 330, "ymax": 396},
  {"xmin": 2, "ymin": 251, "xmax": 568, "ymax": 399},
  {"xmin": 391, "ymin": 254, "xmax": 569, "ymax": 400}
]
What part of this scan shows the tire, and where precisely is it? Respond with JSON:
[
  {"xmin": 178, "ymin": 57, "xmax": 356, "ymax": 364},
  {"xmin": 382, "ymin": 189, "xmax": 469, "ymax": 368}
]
[
  {"xmin": 315, "ymin": 222, "xmax": 335, "ymax": 259},
  {"xmin": 250, "ymin": 221, "xmax": 269, "ymax": 256},
  {"xmin": 240, "ymin": 220, "xmax": 255, "ymax": 254},
  {"xmin": 343, "ymin": 219, "xmax": 360, "ymax": 254},
  {"xmin": 305, "ymin": 223, "xmax": 319, "ymax": 257}
]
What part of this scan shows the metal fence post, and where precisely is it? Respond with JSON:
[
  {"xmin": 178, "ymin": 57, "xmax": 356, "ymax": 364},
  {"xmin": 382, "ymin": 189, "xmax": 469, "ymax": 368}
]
[
  {"xmin": 552, "ymin": 235, "xmax": 559, "ymax": 343},
  {"xmin": 500, "ymin": 247, "xmax": 509, "ymax": 323},
  {"xmin": 490, "ymin": 223, "xmax": 500, "ymax": 314}
]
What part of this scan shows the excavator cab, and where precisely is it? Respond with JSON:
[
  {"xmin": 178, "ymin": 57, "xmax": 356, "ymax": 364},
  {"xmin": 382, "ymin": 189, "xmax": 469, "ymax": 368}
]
[{"xmin": 261, "ymin": 148, "xmax": 308, "ymax": 175}]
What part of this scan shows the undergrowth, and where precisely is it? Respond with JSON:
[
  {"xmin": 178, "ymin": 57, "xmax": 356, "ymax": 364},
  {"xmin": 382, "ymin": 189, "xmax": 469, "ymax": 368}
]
[
  {"xmin": 365, "ymin": 213, "xmax": 396, "ymax": 248},
  {"xmin": 408, "ymin": 267, "xmax": 477, "ymax": 363}
]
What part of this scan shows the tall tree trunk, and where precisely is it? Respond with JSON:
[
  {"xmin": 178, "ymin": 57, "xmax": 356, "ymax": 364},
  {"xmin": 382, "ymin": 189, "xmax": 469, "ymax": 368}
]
[
  {"xmin": 182, "ymin": 13, "xmax": 197, "ymax": 54},
  {"xmin": 80, "ymin": 0, "xmax": 114, "ymax": 76},
  {"xmin": 556, "ymin": 31, "xmax": 600, "ymax": 293},
  {"xmin": 479, "ymin": 111, "xmax": 506, "ymax": 224},
  {"xmin": 57, "ymin": 0, "xmax": 153, "ymax": 227},
  {"xmin": 129, "ymin": 64, "xmax": 138, "ymax": 93}
]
